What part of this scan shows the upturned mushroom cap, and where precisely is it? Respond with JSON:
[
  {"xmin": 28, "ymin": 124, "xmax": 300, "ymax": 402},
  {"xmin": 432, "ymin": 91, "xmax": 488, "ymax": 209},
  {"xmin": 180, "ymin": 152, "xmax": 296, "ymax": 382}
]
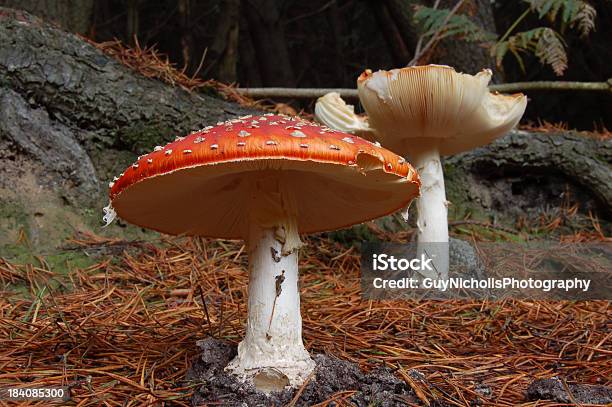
[
  {"xmin": 357, "ymin": 65, "xmax": 527, "ymax": 156},
  {"xmin": 108, "ymin": 114, "xmax": 420, "ymax": 238}
]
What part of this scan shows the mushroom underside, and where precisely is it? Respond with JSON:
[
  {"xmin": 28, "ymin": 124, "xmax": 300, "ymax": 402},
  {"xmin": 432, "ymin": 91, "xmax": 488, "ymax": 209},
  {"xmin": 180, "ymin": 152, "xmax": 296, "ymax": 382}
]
[{"xmin": 110, "ymin": 158, "xmax": 418, "ymax": 239}]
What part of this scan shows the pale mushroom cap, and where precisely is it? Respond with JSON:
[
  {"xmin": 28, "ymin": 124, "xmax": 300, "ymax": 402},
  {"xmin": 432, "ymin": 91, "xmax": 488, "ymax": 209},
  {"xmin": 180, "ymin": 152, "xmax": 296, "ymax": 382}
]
[
  {"xmin": 109, "ymin": 114, "xmax": 420, "ymax": 239},
  {"xmin": 314, "ymin": 92, "xmax": 373, "ymax": 139},
  {"xmin": 357, "ymin": 65, "xmax": 527, "ymax": 156}
]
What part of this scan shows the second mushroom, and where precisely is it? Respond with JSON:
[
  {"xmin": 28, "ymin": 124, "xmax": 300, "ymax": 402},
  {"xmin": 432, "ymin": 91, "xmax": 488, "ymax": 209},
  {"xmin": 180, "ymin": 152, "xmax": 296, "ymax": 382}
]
[{"xmin": 315, "ymin": 65, "xmax": 527, "ymax": 279}]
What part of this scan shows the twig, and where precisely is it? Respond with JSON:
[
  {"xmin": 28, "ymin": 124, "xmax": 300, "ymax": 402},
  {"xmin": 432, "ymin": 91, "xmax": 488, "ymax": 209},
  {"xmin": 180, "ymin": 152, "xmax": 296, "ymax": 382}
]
[
  {"xmin": 266, "ymin": 270, "xmax": 285, "ymax": 339},
  {"xmin": 235, "ymin": 79, "xmax": 612, "ymax": 99},
  {"xmin": 197, "ymin": 286, "xmax": 214, "ymax": 338},
  {"xmin": 286, "ymin": 371, "xmax": 314, "ymax": 407}
]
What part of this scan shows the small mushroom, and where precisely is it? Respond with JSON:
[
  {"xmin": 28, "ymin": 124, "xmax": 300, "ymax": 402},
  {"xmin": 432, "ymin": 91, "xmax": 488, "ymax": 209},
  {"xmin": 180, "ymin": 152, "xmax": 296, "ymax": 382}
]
[
  {"xmin": 104, "ymin": 114, "xmax": 420, "ymax": 389},
  {"xmin": 316, "ymin": 65, "xmax": 527, "ymax": 278}
]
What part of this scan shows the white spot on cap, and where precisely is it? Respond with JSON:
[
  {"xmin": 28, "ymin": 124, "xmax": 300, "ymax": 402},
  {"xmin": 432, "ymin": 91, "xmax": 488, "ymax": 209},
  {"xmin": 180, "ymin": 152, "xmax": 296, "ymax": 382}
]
[
  {"xmin": 237, "ymin": 142, "xmax": 246, "ymax": 147},
  {"xmin": 211, "ymin": 144, "xmax": 218, "ymax": 150},
  {"xmin": 113, "ymin": 176, "xmax": 119, "ymax": 181},
  {"xmin": 300, "ymin": 143, "xmax": 308, "ymax": 148},
  {"xmin": 329, "ymin": 145, "xmax": 340, "ymax": 151},
  {"xmin": 238, "ymin": 130, "xmax": 251, "ymax": 137},
  {"xmin": 175, "ymin": 136, "xmax": 185, "ymax": 141},
  {"xmin": 259, "ymin": 117, "xmax": 268, "ymax": 121},
  {"xmin": 264, "ymin": 113, "xmax": 274, "ymax": 116},
  {"xmin": 386, "ymin": 163, "xmax": 392, "ymax": 170},
  {"xmin": 108, "ymin": 181, "xmax": 115, "ymax": 188},
  {"xmin": 266, "ymin": 140, "xmax": 278, "ymax": 146},
  {"xmin": 147, "ymin": 158, "xmax": 153, "ymax": 163},
  {"xmin": 154, "ymin": 146, "xmax": 163, "ymax": 151},
  {"xmin": 216, "ymin": 122, "xmax": 224, "ymax": 126},
  {"xmin": 398, "ymin": 157, "xmax": 406, "ymax": 164},
  {"xmin": 374, "ymin": 141, "xmax": 381, "ymax": 147},
  {"xmin": 165, "ymin": 149, "xmax": 173, "ymax": 155},
  {"xmin": 183, "ymin": 149, "xmax": 192, "ymax": 154},
  {"xmin": 239, "ymin": 115, "xmax": 252, "ymax": 120},
  {"xmin": 194, "ymin": 136, "xmax": 204, "ymax": 143},
  {"xmin": 291, "ymin": 130, "xmax": 306, "ymax": 138},
  {"xmin": 342, "ymin": 137, "xmax": 354, "ymax": 144},
  {"xmin": 132, "ymin": 163, "xmax": 139, "ymax": 168}
]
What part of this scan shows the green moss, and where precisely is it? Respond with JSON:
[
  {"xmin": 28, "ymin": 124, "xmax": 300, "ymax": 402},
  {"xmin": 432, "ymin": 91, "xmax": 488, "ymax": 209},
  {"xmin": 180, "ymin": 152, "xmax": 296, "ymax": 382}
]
[
  {"xmin": 1, "ymin": 243, "xmax": 96, "ymax": 274},
  {"xmin": 119, "ymin": 122, "xmax": 174, "ymax": 154},
  {"xmin": 327, "ymin": 224, "xmax": 378, "ymax": 248}
]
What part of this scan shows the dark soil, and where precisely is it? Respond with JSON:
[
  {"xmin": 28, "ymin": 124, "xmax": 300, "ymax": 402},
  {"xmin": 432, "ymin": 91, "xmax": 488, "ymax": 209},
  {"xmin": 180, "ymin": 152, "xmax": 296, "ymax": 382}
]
[
  {"xmin": 185, "ymin": 338, "xmax": 423, "ymax": 407},
  {"xmin": 527, "ymin": 378, "xmax": 612, "ymax": 405}
]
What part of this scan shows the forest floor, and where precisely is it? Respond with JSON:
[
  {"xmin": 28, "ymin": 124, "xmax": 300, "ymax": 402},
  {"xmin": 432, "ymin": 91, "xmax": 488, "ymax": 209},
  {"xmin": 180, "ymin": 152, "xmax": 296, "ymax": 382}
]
[{"xmin": 0, "ymin": 224, "xmax": 610, "ymax": 406}]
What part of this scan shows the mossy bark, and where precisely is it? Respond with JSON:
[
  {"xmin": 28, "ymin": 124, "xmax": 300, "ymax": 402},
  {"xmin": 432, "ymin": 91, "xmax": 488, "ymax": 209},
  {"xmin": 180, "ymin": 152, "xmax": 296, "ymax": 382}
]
[
  {"xmin": 0, "ymin": 7, "xmax": 257, "ymax": 202},
  {"xmin": 0, "ymin": 7, "xmax": 258, "ymax": 254}
]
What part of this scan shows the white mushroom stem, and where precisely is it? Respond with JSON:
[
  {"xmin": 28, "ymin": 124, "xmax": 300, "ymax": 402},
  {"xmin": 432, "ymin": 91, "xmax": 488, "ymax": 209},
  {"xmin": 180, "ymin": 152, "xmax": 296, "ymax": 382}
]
[
  {"xmin": 225, "ymin": 223, "xmax": 314, "ymax": 387},
  {"xmin": 411, "ymin": 146, "xmax": 449, "ymax": 279}
]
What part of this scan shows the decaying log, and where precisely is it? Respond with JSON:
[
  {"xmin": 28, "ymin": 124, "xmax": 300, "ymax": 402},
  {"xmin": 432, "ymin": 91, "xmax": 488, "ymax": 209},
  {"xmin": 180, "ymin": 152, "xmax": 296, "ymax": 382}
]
[
  {"xmin": 446, "ymin": 130, "xmax": 611, "ymax": 217},
  {"xmin": 0, "ymin": 7, "xmax": 255, "ymax": 202}
]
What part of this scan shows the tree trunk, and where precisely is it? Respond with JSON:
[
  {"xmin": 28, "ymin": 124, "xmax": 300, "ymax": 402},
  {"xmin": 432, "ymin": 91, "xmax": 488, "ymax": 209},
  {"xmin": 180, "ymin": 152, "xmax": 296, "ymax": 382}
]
[
  {"xmin": 205, "ymin": 0, "xmax": 241, "ymax": 83},
  {"xmin": 238, "ymin": 12, "xmax": 263, "ymax": 87},
  {"xmin": 178, "ymin": 0, "xmax": 194, "ymax": 73},
  {"xmin": 369, "ymin": 2, "xmax": 412, "ymax": 66},
  {"xmin": 125, "ymin": 0, "xmax": 139, "ymax": 45},
  {"xmin": 242, "ymin": 0, "xmax": 295, "ymax": 86},
  {"xmin": 0, "ymin": 0, "xmax": 94, "ymax": 34},
  {"xmin": 0, "ymin": 8, "xmax": 256, "ymax": 205},
  {"xmin": 384, "ymin": 0, "xmax": 419, "ymax": 53}
]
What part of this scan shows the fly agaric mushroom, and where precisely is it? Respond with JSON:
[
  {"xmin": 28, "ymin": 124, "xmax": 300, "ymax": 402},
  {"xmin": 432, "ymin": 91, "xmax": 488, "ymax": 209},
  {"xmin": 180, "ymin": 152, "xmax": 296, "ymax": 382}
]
[
  {"xmin": 315, "ymin": 65, "xmax": 527, "ymax": 279},
  {"xmin": 103, "ymin": 113, "xmax": 420, "ymax": 389}
]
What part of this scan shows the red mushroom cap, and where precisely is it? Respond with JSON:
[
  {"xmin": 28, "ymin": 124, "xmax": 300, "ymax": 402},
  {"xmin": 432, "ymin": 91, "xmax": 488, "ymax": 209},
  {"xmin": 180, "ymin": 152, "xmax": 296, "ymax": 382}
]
[{"xmin": 109, "ymin": 114, "xmax": 420, "ymax": 238}]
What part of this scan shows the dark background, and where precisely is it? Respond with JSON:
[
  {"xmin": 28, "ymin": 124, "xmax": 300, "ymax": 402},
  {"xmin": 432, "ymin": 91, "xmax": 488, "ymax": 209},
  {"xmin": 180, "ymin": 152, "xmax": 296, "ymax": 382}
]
[{"xmin": 2, "ymin": 0, "xmax": 611, "ymax": 130}]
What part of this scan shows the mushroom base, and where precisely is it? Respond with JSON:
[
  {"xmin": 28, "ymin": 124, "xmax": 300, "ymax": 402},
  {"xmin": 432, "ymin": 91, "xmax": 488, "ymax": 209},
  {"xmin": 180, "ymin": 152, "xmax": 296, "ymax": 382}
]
[
  {"xmin": 225, "ymin": 224, "xmax": 314, "ymax": 390},
  {"xmin": 412, "ymin": 147, "xmax": 450, "ymax": 279}
]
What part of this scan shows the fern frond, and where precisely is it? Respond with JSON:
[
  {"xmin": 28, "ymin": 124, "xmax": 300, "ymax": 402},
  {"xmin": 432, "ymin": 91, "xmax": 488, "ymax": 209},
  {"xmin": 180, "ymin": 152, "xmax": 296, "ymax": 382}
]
[
  {"xmin": 571, "ymin": 2, "xmax": 596, "ymax": 37},
  {"xmin": 534, "ymin": 28, "xmax": 568, "ymax": 75},
  {"xmin": 493, "ymin": 27, "xmax": 568, "ymax": 76},
  {"xmin": 413, "ymin": 6, "xmax": 496, "ymax": 43},
  {"xmin": 523, "ymin": 0, "xmax": 596, "ymax": 30}
]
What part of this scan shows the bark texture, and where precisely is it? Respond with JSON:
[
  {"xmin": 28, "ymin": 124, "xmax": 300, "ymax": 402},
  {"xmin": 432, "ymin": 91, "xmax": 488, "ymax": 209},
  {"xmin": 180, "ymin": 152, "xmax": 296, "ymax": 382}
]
[
  {"xmin": 446, "ymin": 130, "xmax": 611, "ymax": 218},
  {"xmin": 0, "ymin": 7, "xmax": 256, "ymax": 203},
  {"xmin": 0, "ymin": 0, "xmax": 94, "ymax": 34}
]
